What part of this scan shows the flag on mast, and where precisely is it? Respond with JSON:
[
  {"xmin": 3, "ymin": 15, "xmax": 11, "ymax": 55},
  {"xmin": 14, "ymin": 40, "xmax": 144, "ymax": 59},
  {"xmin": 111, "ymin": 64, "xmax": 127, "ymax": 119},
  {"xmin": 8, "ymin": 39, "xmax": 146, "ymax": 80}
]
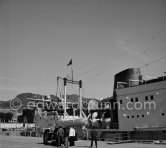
[
  {"xmin": 67, "ymin": 59, "xmax": 73, "ymax": 81},
  {"xmin": 67, "ymin": 59, "xmax": 72, "ymax": 66}
]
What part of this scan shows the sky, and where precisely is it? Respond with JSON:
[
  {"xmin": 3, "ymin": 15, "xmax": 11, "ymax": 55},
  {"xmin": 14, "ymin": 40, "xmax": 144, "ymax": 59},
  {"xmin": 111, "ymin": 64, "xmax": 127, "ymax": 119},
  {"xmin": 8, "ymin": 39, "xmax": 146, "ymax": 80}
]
[{"xmin": 0, "ymin": 0, "xmax": 166, "ymax": 101}]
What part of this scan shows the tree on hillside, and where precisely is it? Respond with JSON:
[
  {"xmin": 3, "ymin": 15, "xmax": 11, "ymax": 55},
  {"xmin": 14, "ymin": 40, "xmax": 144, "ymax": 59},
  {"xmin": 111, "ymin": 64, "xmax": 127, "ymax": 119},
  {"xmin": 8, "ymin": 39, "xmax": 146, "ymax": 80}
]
[
  {"xmin": 0, "ymin": 112, "xmax": 14, "ymax": 122},
  {"xmin": 17, "ymin": 109, "xmax": 35, "ymax": 123}
]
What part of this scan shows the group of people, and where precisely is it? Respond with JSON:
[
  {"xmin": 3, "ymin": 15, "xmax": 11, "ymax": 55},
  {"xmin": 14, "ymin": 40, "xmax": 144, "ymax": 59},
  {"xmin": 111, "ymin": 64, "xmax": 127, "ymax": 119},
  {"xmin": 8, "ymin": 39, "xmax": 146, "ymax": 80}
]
[
  {"xmin": 54, "ymin": 125, "xmax": 76, "ymax": 147},
  {"xmin": 54, "ymin": 124, "xmax": 98, "ymax": 148}
]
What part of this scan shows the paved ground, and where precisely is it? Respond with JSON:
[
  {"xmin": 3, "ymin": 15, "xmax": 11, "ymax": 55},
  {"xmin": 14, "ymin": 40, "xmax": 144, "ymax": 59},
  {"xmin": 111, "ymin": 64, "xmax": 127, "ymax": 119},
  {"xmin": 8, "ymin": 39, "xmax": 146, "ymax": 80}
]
[{"xmin": 0, "ymin": 135, "xmax": 166, "ymax": 148}]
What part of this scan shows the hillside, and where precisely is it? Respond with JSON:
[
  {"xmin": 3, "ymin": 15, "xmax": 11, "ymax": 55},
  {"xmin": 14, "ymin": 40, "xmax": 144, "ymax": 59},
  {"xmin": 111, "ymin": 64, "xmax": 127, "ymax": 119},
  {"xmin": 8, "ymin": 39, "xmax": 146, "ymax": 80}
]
[
  {"xmin": 0, "ymin": 100, "xmax": 10, "ymax": 109},
  {"xmin": 101, "ymin": 96, "xmax": 113, "ymax": 103},
  {"xmin": 0, "ymin": 93, "xmax": 101, "ymax": 112}
]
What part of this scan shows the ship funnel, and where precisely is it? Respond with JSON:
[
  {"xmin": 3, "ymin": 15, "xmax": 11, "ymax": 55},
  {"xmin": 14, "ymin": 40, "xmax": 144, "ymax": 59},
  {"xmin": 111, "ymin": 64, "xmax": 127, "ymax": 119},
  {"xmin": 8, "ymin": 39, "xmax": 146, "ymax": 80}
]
[{"xmin": 114, "ymin": 68, "xmax": 141, "ymax": 89}]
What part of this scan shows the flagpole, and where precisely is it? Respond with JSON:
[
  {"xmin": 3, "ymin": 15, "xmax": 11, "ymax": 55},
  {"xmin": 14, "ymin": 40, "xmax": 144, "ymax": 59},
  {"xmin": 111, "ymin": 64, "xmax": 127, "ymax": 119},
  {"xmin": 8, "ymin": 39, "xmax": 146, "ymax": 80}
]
[{"xmin": 71, "ymin": 64, "xmax": 73, "ymax": 81}]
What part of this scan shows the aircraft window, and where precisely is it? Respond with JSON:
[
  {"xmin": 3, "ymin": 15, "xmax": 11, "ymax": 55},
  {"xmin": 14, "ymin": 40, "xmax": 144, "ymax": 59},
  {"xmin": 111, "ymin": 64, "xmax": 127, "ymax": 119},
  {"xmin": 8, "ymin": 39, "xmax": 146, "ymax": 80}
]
[
  {"xmin": 132, "ymin": 115, "xmax": 134, "ymax": 118},
  {"xmin": 162, "ymin": 113, "xmax": 165, "ymax": 116},
  {"xmin": 135, "ymin": 98, "xmax": 138, "ymax": 102},
  {"xmin": 127, "ymin": 116, "xmax": 129, "ymax": 118},
  {"xmin": 142, "ymin": 115, "xmax": 144, "ymax": 117},
  {"xmin": 150, "ymin": 95, "xmax": 154, "ymax": 100},
  {"xmin": 145, "ymin": 96, "xmax": 148, "ymax": 101},
  {"xmin": 137, "ymin": 115, "xmax": 139, "ymax": 118}
]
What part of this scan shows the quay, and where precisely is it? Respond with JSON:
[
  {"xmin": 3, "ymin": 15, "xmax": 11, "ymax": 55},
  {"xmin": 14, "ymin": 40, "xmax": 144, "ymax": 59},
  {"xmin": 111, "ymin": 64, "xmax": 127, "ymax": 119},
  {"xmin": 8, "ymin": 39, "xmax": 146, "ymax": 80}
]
[{"xmin": 0, "ymin": 135, "xmax": 165, "ymax": 148}]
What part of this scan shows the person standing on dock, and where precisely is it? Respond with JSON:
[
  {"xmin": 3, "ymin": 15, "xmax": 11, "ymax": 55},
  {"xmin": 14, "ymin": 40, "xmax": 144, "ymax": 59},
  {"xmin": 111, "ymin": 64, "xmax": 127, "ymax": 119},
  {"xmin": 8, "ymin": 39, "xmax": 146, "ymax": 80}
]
[
  {"xmin": 90, "ymin": 126, "xmax": 98, "ymax": 148},
  {"xmin": 57, "ymin": 126, "xmax": 65, "ymax": 146},
  {"xmin": 64, "ymin": 126, "xmax": 70, "ymax": 148},
  {"xmin": 69, "ymin": 127, "xmax": 75, "ymax": 146}
]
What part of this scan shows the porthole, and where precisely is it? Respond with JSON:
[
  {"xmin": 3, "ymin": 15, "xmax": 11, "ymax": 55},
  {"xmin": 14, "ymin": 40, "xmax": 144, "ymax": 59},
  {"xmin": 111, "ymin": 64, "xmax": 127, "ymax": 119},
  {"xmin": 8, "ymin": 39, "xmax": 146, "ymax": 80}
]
[
  {"xmin": 162, "ymin": 113, "xmax": 165, "ymax": 116},
  {"xmin": 123, "ymin": 114, "xmax": 126, "ymax": 117},
  {"xmin": 142, "ymin": 115, "xmax": 144, "ymax": 117}
]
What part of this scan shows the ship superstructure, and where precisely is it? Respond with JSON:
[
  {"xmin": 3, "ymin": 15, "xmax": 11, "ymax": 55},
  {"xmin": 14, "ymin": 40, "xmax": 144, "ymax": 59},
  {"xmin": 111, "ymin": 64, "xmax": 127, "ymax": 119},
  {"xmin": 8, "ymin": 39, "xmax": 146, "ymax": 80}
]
[
  {"xmin": 88, "ymin": 68, "xmax": 166, "ymax": 141},
  {"xmin": 109, "ymin": 68, "xmax": 166, "ymax": 140}
]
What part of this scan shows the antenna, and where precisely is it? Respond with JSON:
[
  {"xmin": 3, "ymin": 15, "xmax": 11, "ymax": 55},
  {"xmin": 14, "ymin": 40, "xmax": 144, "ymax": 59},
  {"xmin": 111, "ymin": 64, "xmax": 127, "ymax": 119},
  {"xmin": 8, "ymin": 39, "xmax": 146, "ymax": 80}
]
[{"xmin": 140, "ymin": 54, "xmax": 166, "ymax": 69}]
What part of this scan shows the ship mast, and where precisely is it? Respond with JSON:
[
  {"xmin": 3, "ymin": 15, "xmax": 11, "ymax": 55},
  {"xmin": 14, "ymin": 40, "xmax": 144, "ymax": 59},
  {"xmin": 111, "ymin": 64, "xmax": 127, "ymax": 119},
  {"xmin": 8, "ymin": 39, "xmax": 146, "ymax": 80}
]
[
  {"xmin": 57, "ymin": 77, "xmax": 83, "ymax": 119},
  {"xmin": 79, "ymin": 80, "xmax": 82, "ymax": 118}
]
